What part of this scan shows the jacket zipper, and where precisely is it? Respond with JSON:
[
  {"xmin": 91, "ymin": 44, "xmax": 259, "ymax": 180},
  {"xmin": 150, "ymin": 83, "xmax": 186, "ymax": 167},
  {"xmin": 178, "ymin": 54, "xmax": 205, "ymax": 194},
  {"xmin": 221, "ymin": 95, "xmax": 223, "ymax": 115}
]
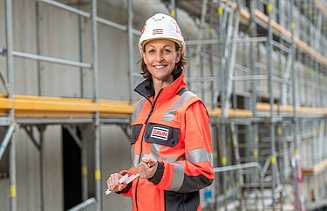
[{"xmin": 135, "ymin": 89, "xmax": 163, "ymax": 211}]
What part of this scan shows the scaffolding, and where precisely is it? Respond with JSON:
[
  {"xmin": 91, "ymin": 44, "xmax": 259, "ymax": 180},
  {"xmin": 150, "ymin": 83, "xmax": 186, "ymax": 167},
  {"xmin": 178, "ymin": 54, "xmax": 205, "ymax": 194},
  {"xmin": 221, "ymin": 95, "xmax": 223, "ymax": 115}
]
[
  {"xmin": 172, "ymin": 0, "xmax": 327, "ymax": 210},
  {"xmin": 0, "ymin": 0, "xmax": 134, "ymax": 210},
  {"xmin": 181, "ymin": 1, "xmax": 327, "ymax": 210},
  {"xmin": 0, "ymin": 0, "xmax": 327, "ymax": 211}
]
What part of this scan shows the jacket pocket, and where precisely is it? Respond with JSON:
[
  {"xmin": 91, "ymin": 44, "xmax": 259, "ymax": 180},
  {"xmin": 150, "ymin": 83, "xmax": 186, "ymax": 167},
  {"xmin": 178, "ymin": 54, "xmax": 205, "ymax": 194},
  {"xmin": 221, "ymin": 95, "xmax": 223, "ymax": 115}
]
[
  {"xmin": 144, "ymin": 123, "xmax": 180, "ymax": 147},
  {"xmin": 130, "ymin": 124, "xmax": 143, "ymax": 145}
]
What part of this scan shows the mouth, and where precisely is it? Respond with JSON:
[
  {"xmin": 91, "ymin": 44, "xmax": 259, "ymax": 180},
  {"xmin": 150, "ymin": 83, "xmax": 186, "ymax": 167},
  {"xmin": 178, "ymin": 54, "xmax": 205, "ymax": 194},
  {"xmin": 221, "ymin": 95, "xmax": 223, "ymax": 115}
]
[{"xmin": 153, "ymin": 65, "xmax": 167, "ymax": 69}]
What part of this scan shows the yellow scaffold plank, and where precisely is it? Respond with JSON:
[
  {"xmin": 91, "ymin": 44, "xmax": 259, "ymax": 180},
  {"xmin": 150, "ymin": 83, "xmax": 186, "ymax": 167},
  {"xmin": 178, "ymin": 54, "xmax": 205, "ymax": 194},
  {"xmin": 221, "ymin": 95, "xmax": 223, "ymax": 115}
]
[
  {"xmin": 208, "ymin": 108, "xmax": 253, "ymax": 117},
  {"xmin": 302, "ymin": 159, "xmax": 327, "ymax": 175},
  {"xmin": 0, "ymin": 94, "xmax": 133, "ymax": 117},
  {"xmin": 98, "ymin": 100, "xmax": 133, "ymax": 115},
  {"xmin": 256, "ymin": 103, "xmax": 294, "ymax": 113},
  {"xmin": 0, "ymin": 98, "xmax": 13, "ymax": 109},
  {"xmin": 14, "ymin": 99, "xmax": 97, "ymax": 112},
  {"xmin": 298, "ymin": 107, "xmax": 327, "ymax": 115},
  {"xmin": 256, "ymin": 103, "xmax": 327, "ymax": 115}
]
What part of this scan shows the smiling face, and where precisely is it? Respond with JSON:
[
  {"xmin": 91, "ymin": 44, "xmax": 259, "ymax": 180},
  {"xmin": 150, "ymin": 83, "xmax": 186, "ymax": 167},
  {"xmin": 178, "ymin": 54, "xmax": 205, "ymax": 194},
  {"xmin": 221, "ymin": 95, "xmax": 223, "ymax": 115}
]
[{"xmin": 142, "ymin": 39, "xmax": 181, "ymax": 86}]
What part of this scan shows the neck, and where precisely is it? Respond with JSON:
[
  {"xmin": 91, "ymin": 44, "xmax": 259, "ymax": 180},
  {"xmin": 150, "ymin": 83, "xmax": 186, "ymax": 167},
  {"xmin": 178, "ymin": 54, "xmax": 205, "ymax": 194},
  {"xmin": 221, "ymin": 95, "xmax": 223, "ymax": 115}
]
[{"xmin": 152, "ymin": 77, "xmax": 173, "ymax": 99}]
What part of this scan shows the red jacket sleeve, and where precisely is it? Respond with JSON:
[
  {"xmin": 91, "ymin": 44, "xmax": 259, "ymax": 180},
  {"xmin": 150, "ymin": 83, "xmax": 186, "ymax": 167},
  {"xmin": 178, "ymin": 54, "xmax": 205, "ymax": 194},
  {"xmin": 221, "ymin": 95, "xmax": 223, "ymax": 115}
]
[{"xmin": 153, "ymin": 100, "xmax": 215, "ymax": 193}]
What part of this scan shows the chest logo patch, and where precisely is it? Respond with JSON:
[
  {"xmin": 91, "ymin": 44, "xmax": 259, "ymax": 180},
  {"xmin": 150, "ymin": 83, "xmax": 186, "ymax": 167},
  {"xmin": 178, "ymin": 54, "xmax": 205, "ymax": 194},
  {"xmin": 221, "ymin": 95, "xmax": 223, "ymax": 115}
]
[{"xmin": 151, "ymin": 127, "xmax": 169, "ymax": 140}]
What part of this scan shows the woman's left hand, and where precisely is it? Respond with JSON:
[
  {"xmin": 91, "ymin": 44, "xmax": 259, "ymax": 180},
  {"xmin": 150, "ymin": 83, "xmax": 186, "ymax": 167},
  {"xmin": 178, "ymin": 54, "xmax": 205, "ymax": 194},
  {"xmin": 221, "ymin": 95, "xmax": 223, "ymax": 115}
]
[{"xmin": 138, "ymin": 156, "xmax": 158, "ymax": 179}]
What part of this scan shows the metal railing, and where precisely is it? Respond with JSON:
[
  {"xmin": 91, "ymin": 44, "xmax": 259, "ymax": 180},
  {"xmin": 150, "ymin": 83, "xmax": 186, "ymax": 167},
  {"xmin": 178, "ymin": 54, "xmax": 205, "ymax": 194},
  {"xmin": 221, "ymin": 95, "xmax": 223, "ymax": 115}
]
[
  {"xmin": 212, "ymin": 162, "xmax": 265, "ymax": 210},
  {"xmin": 67, "ymin": 198, "xmax": 97, "ymax": 211}
]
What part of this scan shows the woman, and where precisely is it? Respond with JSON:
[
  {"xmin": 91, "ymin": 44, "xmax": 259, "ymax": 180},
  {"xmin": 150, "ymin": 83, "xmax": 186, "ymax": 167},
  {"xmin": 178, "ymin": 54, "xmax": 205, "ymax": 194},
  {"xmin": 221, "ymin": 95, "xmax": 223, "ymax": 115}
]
[{"xmin": 107, "ymin": 13, "xmax": 214, "ymax": 211}]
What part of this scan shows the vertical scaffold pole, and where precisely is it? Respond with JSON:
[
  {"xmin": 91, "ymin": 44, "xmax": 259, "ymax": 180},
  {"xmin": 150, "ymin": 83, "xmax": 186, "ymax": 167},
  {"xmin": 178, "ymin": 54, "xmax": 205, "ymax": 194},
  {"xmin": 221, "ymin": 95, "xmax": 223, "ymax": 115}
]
[
  {"xmin": 79, "ymin": 9, "xmax": 88, "ymax": 200},
  {"xmin": 81, "ymin": 127, "xmax": 88, "ymax": 201},
  {"xmin": 249, "ymin": 1, "xmax": 259, "ymax": 196},
  {"xmin": 128, "ymin": 0, "xmax": 134, "ymax": 104},
  {"xmin": 78, "ymin": 15, "xmax": 85, "ymax": 98},
  {"xmin": 170, "ymin": 0, "xmax": 176, "ymax": 18},
  {"xmin": 5, "ymin": 0, "xmax": 16, "ymax": 210},
  {"xmin": 217, "ymin": 1, "xmax": 228, "ymax": 210},
  {"xmin": 91, "ymin": 0, "xmax": 101, "ymax": 210},
  {"xmin": 290, "ymin": 0, "xmax": 304, "ymax": 210},
  {"xmin": 209, "ymin": 3, "xmax": 215, "ymax": 108},
  {"xmin": 266, "ymin": 2, "xmax": 277, "ymax": 210},
  {"xmin": 35, "ymin": 1, "xmax": 42, "ymax": 96},
  {"xmin": 38, "ymin": 126, "xmax": 45, "ymax": 211},
  {"xmin": 9, "ymin": 127, "xmax": 16, "ymax": 211}
]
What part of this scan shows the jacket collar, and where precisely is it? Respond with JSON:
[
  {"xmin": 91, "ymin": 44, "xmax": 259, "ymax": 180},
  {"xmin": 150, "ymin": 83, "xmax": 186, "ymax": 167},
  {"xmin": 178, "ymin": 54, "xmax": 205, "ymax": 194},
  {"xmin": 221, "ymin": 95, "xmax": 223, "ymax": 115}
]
[{"xmin": 134, "ymin": 71, "xmax": 187, "ymax": 103}]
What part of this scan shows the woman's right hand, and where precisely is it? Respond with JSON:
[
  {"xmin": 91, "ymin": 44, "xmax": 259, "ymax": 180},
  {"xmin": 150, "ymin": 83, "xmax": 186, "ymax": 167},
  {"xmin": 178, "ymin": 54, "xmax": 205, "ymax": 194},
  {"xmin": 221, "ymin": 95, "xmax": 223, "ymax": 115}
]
[{"xmin": 107, "ymin": 173, "xmax": 128, "ymax": 192}]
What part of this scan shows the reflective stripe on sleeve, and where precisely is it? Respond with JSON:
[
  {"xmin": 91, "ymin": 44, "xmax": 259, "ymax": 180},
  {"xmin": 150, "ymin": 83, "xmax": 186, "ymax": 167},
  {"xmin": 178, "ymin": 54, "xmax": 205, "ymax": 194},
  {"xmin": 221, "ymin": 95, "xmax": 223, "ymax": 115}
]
[
  {"xmin": 186, "ymin": 148, "xmax": 213, "ymax": 165},
  {"xmin": 169, "ymin": 162, "xmax": 184, "ymax": 191}
]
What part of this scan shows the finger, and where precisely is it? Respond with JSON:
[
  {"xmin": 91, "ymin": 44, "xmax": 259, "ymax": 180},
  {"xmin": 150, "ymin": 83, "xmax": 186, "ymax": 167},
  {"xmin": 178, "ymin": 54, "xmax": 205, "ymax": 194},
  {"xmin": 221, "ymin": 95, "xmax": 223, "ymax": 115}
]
[
  {"xmin": 142, "ymin": 157, "xmax": 157, "ymax": 168},
  {"xmin": 115, "ymin": 173, "xmax": 122, "ymax": 183},
  {"xmin": 117, "ymin": 183, "xmax": 127, "ymax": 191},
  {"xmin": 109, "ymin": 173, "xmax": 120, "ymax": 190},
  {"xmin": 107, "ymin": 178, "xmax": 110, "ymax": 189},
  {"xmin": 137, "ymin": 163, "xmax": 148, "ymax": 179},
  {"xmin": 139, "ymin": 162, "xmax": 154, "ymax": 179},
  {"xmin": 142, "ymin": 156, "xmax": 155, "ymax": 163},
  {"xmin": 108, "ymin": 178, "xmax": 113, "ymax": 190},
  {"xmin": 147, "ymin": 160, "xmax": 157, "ymax": 168},
  {"xmin": 111, "ymin": 174, "xmax": 118, "ymax": 185}
]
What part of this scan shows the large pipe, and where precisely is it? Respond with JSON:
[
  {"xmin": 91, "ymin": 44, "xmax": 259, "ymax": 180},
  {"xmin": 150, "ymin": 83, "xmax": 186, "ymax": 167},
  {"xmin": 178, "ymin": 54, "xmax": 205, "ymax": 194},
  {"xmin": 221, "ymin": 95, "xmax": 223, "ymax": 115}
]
[{"xmin": 97, "ymin": 0, "xmax": 206, "ymax": 40}]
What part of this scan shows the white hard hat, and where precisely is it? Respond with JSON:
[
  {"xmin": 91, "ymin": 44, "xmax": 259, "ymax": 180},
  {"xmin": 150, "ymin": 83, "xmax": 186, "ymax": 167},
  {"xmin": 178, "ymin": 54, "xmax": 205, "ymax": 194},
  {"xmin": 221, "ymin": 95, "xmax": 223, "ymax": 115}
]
[{"xmin": 138, "ymin": 13, "xmax": 185, "ymax": 53}]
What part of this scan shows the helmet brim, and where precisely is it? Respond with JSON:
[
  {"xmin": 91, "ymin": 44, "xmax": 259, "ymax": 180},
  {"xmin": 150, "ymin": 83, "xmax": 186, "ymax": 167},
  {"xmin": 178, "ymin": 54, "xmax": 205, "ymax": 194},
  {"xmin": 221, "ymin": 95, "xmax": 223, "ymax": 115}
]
[{"xmin": 139, "ymin": 37, "xmax": 185, "ymax": 53}]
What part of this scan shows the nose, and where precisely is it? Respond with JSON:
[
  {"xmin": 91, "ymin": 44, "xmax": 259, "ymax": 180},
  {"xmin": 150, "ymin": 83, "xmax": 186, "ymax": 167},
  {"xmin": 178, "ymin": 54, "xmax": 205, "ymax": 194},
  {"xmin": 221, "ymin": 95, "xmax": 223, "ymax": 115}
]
[{"xmin": 155, "ymin": 52, "xmax": 164, "ymax": 62}]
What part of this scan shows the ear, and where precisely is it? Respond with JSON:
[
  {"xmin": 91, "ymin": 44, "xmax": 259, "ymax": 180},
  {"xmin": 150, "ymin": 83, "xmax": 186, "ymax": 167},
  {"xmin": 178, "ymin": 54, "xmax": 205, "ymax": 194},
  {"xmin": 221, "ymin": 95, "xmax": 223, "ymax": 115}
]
[{"xmin": 175, "ymin": 50, "xmax": 181, "ymax": 63}]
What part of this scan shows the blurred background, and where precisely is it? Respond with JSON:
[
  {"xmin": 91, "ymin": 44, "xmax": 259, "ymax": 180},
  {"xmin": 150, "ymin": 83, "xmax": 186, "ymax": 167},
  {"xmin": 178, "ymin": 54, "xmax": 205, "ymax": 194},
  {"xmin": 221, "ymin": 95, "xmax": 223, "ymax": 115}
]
[{"xmin": 0, "ymin": 0, "xmax": 327, "ymax": 210}]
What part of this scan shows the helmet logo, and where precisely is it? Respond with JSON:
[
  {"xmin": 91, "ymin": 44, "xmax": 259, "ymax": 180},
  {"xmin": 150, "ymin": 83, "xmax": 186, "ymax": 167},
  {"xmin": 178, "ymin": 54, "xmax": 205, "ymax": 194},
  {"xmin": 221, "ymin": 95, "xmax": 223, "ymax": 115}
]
[
  {"xmin": 152, "ymin": 29, "xmax": 163, "ymax": 35},
  {"xmin": 171, "ymin": 21, "xmax": 181, "ymax": 35}
]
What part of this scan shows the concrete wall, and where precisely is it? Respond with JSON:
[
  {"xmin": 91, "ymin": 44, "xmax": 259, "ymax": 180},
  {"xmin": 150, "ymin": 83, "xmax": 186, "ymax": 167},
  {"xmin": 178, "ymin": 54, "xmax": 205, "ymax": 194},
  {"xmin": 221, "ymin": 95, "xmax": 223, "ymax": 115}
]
[
  {"xmin": 0, "ymin": 126, "xmax": 63, "ymax": 211},
  {"xmin": 101, "ymin": 125, "xmax": 132, "ymax": 211}
]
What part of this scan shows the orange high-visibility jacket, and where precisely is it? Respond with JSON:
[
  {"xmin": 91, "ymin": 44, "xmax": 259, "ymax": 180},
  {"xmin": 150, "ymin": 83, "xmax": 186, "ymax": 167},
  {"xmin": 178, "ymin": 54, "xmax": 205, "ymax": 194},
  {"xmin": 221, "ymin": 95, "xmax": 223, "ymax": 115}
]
[{"xmin": 120, "ymin": 71, "xmax": 214, "ymax": 211}]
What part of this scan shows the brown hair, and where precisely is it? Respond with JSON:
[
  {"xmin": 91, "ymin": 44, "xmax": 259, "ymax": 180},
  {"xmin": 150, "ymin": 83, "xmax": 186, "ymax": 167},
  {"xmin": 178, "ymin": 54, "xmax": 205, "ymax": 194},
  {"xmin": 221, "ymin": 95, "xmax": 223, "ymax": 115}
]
[{"xmin": 140, "ymin": 43, "xmax": 187, "ymax": 79}]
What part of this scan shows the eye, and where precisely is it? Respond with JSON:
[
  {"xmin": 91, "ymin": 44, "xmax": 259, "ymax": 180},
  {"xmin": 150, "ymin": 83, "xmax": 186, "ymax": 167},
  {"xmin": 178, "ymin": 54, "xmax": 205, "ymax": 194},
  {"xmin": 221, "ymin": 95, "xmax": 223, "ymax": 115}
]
[
  {"xmin": 147, "ymin": 49, "xmax": 155, "ymax": 54},
  {"xmin": 163, "ymin": 49, "xmax": 171, "ymax": 54}
]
